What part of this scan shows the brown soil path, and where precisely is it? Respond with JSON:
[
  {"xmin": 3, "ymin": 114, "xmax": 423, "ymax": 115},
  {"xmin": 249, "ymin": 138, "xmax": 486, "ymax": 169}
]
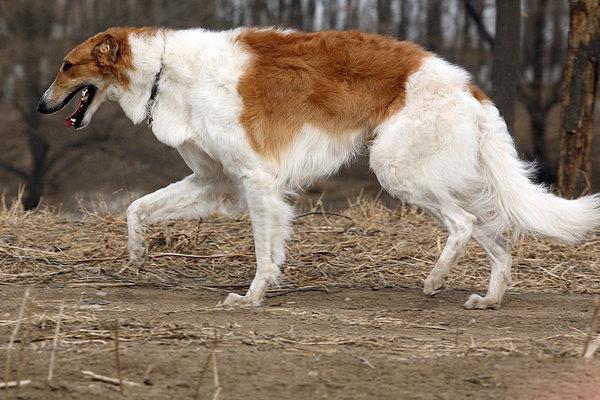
[{"xmin": 1, "ymin": 285, "xmax": 599, "ymax": 399}]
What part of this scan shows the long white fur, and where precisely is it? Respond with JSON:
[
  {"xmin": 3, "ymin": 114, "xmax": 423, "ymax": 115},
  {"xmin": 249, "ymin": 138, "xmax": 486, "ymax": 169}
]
[
  {"xmin": 476, "ymin": 103, "xmax": 600, "ymax": 243},
  {"xmin": 73, "ymin": 28, "xmax": 599, "ymax": 309},
  {"xmin": 277, "ymin": 124, "xmax": 365, "ymax": 189}
]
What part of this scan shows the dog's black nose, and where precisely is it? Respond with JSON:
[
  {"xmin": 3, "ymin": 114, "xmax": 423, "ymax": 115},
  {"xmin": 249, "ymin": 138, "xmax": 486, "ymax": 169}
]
[{"xmin": 36, "ymin": 98, "xmax": 49, "ymax": 114}]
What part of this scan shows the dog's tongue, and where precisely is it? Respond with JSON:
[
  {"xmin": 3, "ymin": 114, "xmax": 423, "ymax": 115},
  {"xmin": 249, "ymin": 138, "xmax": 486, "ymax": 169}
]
[{"xmin": 65, "ymin": 97, "xmax": 83, "ymax": 128}]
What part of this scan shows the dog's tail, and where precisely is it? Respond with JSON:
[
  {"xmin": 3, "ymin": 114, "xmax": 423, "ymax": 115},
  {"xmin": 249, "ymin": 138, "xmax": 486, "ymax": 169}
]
[{"xmin": 475, "ymin": 103, "xmax": 600, "ymax": 242}]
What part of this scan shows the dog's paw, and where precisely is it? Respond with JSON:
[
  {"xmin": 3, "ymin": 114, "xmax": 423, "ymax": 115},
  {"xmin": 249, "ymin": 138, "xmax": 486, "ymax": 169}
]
[
  {"xmin": 423, "ymin": 275, "xmax": 445, "ymax": 296},
  {"xmin": 128, "ymin": 244, "xmax": 148, "ymax": 269},
  {"xmin": 222, "ymin": 293, "xmax": 264, "ymax": 308},
  {"xmin": 464, "ymin": 294, "xmax": 500, "ymax": 310}
]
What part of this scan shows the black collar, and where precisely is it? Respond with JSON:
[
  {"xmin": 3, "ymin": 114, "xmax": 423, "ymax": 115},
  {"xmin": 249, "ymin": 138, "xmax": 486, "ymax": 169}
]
[
  {"xmin": 149, "ymin": 68, "xmax": 162, "ymax": 103},
  {"xmin": 146, "ymin": 34, "xmax": 166, "ymax": 128},
  {"xmin": 145, "ymin": 67, "xmax": 162, "ymax": 128}
]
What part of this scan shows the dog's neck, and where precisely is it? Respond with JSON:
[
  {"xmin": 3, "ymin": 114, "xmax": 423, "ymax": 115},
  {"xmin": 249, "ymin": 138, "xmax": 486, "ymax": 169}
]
[
  {"xmin": 116, "ymin": 28, "xmax": 247, "ymax": 148},
  {"xmin": 118, "ymin": 30, "xmax": 168, "ymax": 125}
]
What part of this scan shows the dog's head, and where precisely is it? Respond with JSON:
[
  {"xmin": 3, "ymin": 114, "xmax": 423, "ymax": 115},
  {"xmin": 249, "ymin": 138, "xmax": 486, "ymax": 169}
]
[{"xmin": 37, "ymin": 28, "xmax": 135, "ymax": 129}]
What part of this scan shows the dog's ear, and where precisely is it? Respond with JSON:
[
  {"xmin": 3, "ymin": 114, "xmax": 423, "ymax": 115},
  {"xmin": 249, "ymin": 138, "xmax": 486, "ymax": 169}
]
[{"xmin": 93, "ymin": 34, "xmax": 119, "ymax": 65}]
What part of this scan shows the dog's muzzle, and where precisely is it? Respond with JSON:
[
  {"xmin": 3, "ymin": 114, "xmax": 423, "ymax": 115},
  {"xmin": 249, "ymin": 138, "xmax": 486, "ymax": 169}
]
[
  {"xmin": 36, "ymin": 97, "xmax": 53, "ymax": 114},
  {"xmin": 36, "ymin": 88, "xmax": 60, "ymax": 114}
]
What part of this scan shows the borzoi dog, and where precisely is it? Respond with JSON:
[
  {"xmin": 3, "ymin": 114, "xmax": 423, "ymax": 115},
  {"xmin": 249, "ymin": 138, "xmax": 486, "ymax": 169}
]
[{"xmin": 37, "ymin": 27, "xmax": 600, "ymax": 309}]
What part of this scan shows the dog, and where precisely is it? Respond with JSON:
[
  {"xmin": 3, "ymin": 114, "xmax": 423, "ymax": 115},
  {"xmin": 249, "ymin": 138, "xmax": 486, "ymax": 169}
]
[{"xmin": 37, "ymin": 27, "xmax": 600, "ymax": 309}]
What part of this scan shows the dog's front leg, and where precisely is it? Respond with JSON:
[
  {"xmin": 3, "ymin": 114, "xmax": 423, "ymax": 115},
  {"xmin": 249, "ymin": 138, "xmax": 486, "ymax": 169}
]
[
  {"xmin": 224, "ymin": 172, "xmax": 289, "ymax": 307},
  {"xmin": 127, "ymin": 205, "xmax": 148, "ymax": 269},
  {"xmin": 125, "ymin": 174, "xmax": 228, "ymax": 269}
]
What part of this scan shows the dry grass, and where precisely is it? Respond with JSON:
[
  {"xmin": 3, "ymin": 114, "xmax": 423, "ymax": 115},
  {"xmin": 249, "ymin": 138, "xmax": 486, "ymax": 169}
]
[
  {"xmin": 0, "ymin": 191, "xmax": 598, "ymax": 390},
  {"xmin": 0, "ymin": 192, "xmax": 600, "ymax": 293},
  {"xmin": 1, "ymin": 193, "xmax": 599, "ymax": 295}
]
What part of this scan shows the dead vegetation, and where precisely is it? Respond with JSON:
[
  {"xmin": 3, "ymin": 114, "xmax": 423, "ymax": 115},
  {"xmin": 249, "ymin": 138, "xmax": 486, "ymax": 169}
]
[{"xmin": 1, "ymin": 193, "xmax": 599, "ymax": 294}]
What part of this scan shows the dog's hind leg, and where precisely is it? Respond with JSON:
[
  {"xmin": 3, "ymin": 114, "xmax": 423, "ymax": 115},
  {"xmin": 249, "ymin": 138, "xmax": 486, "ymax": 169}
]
[
  {"xmin": 370, "ymin": 104, "xmax": 477, "ymax": 295},
  {"xmin": 422, "ymin": 204, "xmax": 476, "ymax": 295},
  {"xmin": 223, "ymin": 171, "xmax": 292, "ymax": 307},
  {"xmin": 369, "ymin": 96, "xmax": 480, "ymax": 298},
  {"xmin": 126, "ymin": 173, "xmax": 239, "ymax": 268},
  {"xmin": 464, "ymin": 224, "xmax": 512, "ymax": 309}
]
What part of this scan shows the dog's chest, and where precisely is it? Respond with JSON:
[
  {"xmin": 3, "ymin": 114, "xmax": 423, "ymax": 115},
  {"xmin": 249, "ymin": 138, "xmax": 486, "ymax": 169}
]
[
  {"xmin": 149, "ymin": 97, "xmax": 195, "ymax": 148},
  {"xmin": 176, "ymin": 140, "xmax": 230, "ymax": 180}
]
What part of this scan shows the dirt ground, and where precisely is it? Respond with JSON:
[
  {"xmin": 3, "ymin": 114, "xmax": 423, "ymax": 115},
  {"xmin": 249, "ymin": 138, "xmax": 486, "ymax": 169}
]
[{"xmin": 1, "ymin": 284, "xmax": 599, "ymax": 400}]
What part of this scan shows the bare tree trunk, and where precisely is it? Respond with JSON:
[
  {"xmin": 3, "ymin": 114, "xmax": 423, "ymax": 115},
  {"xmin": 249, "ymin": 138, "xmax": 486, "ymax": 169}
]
[
  {"xmin": 558, "ymin": 0, "xmax": 600, "ymax": 198},
  {"xmin": 520, "ymin": 0, "xmax": 561, "ymax": 182},
  {"xmin": 459, "ymin": 1, "xmax": 471, "ymax": 64},
  {"xmin": 251, "ymin": 0, "xmax": 268, "ymax": 26},
  {"xmin": 357, "ymin": 0, "xmax": 378, "ymax": 32},
  {"xmin": 347, "ymin": 0, "xmax": 359, "ymax": 29},
  {"xmin": 426, "ymin": 0, "xmax": 443, "ymax": 52},
  {"xmin": 397, "ymin": 0, "xmax": 409, "ymax": 39},
  {"xmin": 334, "ymin": 0, "xmax": 349, "ymax": 29},
  {"xmin": 302, "ymin": 0, "xmax": 314, "ymax": 31},
  {"xmin": 23, "ymin": 112, "xmax": 48, "ymax": 210},
  {"xmin": 377, "ymin": 0, "xmax": 391, "ymax": 34},
  {"xmin": 491, "ymin": 0, "xmax": 521, "ymax": 132},
  {"xmin": 289, "ymin": 0, "xmax": 304, "ymax": 29}
]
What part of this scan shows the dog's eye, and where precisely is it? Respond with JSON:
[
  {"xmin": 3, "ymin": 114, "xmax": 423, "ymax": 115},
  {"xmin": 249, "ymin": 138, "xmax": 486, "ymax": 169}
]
[{"xmin": 62, "ymin": 61, "xmax": 73, "ymax": 72}]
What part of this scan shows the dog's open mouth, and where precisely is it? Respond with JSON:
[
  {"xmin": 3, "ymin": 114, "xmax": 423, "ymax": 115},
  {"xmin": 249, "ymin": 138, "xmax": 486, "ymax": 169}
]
[{"xmin": 65, "ymin": 85, "xmax": 96, "ymax": 129}]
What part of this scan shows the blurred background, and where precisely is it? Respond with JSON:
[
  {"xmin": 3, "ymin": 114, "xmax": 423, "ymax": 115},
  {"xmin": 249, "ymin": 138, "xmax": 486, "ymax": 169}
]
[{"xmin": 0, "ymin": 0, "xmax": 598, "ymax": 211}]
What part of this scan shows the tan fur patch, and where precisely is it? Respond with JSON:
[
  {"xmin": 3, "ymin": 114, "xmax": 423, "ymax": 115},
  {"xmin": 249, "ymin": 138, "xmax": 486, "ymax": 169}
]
[
  {"xmin": 49, "ymin": 27, "xmax": 157, "ymax": 102},
  {"xmin": 236, "ymin": 29, "xmax": 429, "ymax": 160},
  {"xmin": 468, "ymin": 84, "xmax": 490, "ymax": 103}
]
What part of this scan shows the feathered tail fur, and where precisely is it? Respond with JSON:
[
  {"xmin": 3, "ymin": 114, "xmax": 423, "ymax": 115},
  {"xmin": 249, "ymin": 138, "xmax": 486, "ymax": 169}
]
[{"xmin": 476, "ymin": 103, "xmax": 600, "ymax": 243}]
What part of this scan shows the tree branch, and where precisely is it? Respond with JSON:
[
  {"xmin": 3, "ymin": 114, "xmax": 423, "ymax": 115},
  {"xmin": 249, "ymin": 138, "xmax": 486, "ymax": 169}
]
[
  {"xmin": 543, "ymin": 81, "xmax": 563, "ymax": 114},
  {"xmin": 518, "ymin": 81, "xmax": 535, "ymax": 105},
  {"xmin": 0, "ymin": 161, "xmax": 28, "ymax": 180},
  {"xmin": 463, "ymin": 0, "xmax": 495, "ymax": 48}
]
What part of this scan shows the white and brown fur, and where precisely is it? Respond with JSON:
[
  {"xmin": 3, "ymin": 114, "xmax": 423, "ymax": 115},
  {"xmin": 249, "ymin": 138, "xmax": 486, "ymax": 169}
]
[{"xmin": 38, "ymin": 27, "xmax": 600, "ymax": 309}]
